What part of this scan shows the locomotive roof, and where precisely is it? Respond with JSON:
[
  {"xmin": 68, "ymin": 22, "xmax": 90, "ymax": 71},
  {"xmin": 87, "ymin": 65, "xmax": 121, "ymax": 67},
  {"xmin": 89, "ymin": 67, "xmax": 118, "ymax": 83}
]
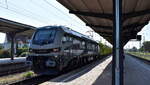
[
  {"xmin": 62, "ymin": 27, "xmax": 97, "ymax": 43},
  {"xmin": 38, "ymin": 26, "xmax": 98, "ymax": 44}
]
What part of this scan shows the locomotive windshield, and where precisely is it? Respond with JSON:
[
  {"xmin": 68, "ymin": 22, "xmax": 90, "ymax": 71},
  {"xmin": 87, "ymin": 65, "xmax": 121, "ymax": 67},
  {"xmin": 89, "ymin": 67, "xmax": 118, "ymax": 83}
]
[{"xmin": 32, "ymin": 29, "xmax": 56, "ymax": 45}]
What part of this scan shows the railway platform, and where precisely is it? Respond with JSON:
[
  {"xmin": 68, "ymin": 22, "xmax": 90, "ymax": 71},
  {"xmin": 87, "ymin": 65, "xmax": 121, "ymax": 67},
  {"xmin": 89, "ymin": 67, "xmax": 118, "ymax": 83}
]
[
  {"xmin": 0, "ymin": 57, "xmax": 26, "ymax": 65},
  {"xmin": 41, "ymin": 54, "xmax": 150, "ymax": 85},
  {"xmin": 0, "ymin": 57, "xmax": 29, "ymax": 76},
  {"xmin": 93, "ymin": 54, "xmax": 150, "ymax": 85}
]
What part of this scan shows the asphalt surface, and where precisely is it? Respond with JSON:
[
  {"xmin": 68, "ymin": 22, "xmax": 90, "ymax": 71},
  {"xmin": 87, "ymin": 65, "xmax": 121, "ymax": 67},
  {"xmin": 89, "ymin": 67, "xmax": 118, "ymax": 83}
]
[
  {"xmin": 124, "ymin": 55, "xmax": 150, "ymax": 85},
  {"xmin": 41, "ymin": 54, "xmax": 150, "ymax": 85}
]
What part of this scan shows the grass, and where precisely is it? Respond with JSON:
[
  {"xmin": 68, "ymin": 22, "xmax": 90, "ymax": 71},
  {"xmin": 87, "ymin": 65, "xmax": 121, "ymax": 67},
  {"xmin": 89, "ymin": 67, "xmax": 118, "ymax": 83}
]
[
  {"xmin": 0, "ymin": 71, "xmax": 36, "ymax": 85},
  {"xmin": 127, "ymin": 52, "xmax": 150, "ymax": 61},
  {"xmin": 23, "ymin": 71, "xmax": 35, "ymax": 78}
]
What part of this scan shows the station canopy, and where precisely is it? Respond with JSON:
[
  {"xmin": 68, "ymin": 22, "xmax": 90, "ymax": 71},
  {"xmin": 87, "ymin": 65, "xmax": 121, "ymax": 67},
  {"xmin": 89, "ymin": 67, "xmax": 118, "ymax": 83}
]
[
  {"xmin": 57, "ymin": 0, "xmax": 150, "ymax": 45},
  {"xmin": 0, "ymin": 17, "xmax": 36, "ymax": 40}
]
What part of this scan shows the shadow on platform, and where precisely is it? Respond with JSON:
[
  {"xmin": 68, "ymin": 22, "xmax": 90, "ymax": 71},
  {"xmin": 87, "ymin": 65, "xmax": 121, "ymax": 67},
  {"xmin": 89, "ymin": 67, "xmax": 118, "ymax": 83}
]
[
  {"xmin": 51, "ymin": 56, "xmax": 111, "ymax": 83},
  {"xmin": 92, "ymin": 62, "xmax": 112, "ymax": 85},
  {"xmin": 93, "ymin": 55, "xmax": 150, "ymax": 85}
]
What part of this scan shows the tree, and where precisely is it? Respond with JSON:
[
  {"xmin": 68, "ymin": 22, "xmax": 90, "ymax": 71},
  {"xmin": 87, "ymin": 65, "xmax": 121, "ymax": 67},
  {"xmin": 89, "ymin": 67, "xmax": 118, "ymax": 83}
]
[
  {"xmin": 129, "ymin": 46, "xmax": 137, "ymax": 52},
  {"xmin": 132, "ymin": 47, "xmax": 138, "ymax": 52},
  {"xmin": 99, "ymin": 42, "xmax": 112, "ymax": 55},
  {"xmin": 142, "ymin": 41, "xmax": 150, "ymax": 52},
  {"xmin": 0, "ymin": 45, "xmax": 3, "ymax": 50},
  {"xmin": 139, "ymin": 46, "xmax": 144, "ymax": 52}
]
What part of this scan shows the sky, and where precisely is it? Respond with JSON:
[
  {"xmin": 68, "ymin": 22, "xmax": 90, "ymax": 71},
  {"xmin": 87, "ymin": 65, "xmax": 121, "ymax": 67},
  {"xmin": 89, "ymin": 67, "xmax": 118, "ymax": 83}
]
[
  {"xmin": 124, "ymin": 24, "xmax": 150, "ymax": 49},
  {"xmin": 0, "ymin": 0, "xmax": 149, "ymax": 48}
]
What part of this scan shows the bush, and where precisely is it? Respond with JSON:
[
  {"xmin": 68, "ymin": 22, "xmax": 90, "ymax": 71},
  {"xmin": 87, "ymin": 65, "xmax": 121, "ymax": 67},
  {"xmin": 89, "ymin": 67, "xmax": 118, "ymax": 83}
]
[
  {"xmin": 0, "ymin": 50, "xmax": 11, "ymax": 58},
  {"xmin": 99, "ymin": 42, "xmax": 112, "ymax": 55},
  {"xmin": 16, "ymin": 47, "xmax": 28, "ymax": 57},
  {"xmin": 0, "ymin": 46, "xmax": 29, "ymax": 58},
  {"xmin": 19, "ymin": 52, "xmax": 29, "ymax": 57},
  {"xmin": 23, "ymin": 71, "xmax": 35, "ymax": 78},
  {"xmin": 0, "ymin": 45, "xmax": 3, "ymax": 50}
]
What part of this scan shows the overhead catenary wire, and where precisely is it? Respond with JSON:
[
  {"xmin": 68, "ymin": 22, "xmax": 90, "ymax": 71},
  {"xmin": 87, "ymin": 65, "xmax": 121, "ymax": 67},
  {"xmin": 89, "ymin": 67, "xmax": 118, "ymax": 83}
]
[
  {"xmin": 5, "ymin": 0, "xmax": 8, "ymax": 8},
  {"xmin": 29, "ymin": 0, "xmax": 71, "ymax": 25},
  {"xmin": 42, "ymin": 0, "xmax": 92, "ymax": 32},
  {"xmin": 4, "ymin": 1, "xmax": 55, "ymax": 24},
  {"xmin": 31, "ymin": 0, "xmax": 86, "ymax": 29},
  {"xmin": 1, "ymin": 0, "xmax": 68, "ymax": 25},
  {"xmin": 1, "ymin": 0, "xmax": 91, "ymax": 33},
  {"xmin": 0, "ymin": 5, "xmax": 44, "ymax": 24},
  {"xmin": 0, "ymin": 3, "xmax": 49, "ymax": 25},
  {"xmin": 2, "ymin": 0, "xmax": 86, "ymax": 28},
  {"xmin": 8, "ymin": 1, "xmax": 69, "ymax": 25},
  {"xmin": 42, "ymin": 0, "xmax": 83, "ymax": 25},
  {"xmin": 0, "ymin": 0, "xmax": 84, "ymax": 29}
]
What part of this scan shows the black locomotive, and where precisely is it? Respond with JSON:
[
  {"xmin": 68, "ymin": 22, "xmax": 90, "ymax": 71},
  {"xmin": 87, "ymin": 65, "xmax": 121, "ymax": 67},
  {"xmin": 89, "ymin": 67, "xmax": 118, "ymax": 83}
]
[{"xmin": 26, "ymin": 26, "xmax": 100, "ymax": 75}]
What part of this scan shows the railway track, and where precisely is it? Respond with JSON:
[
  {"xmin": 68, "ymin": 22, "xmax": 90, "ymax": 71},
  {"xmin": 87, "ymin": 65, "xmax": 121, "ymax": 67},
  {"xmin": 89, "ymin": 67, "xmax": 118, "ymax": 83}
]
[
  {"xmin": 9, "ymin": 55, "xmax": 111, "ymax": 85},
  {"xmin": 9, "ymin": 64, "xmax": 90, "ymax": 85},
  {"xmin": 9, "ymin": 75, "xmax": 57, "ymax": 85}
]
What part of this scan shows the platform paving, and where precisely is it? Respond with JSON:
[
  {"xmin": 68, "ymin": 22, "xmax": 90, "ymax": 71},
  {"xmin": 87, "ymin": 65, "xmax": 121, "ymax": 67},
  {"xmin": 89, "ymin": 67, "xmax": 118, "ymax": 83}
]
[
  {"xmin": 41, "ymin": 54, "xmax": 150, "ymax": 85},
  {"xmin": 124, "ymin": 55, "xmax": 150, "ymax": 85},
  {"xmin": 93, "ymin": 54, "xmax": 150, "ymax": 85}
]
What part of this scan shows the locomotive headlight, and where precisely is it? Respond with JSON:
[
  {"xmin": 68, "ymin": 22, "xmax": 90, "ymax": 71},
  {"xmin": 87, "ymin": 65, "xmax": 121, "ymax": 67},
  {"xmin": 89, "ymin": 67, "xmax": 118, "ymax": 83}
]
[
  {"xmin": 53, "ymin": 48, "xmax": 60, "ymax": 52},
  {"xmin": 54, "ymin": 56, "xmax": 58, "ymax": 58},
  {"xmin": 46, "ymin": 60, "xmax": 56, "ymax": 67}
]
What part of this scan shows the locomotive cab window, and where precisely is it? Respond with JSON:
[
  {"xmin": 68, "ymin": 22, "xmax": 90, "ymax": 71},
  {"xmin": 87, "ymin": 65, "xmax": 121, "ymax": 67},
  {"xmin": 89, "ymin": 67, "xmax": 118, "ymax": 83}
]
[
  {"xmin": 62, "ymin": 35, "xmax": 73, "ymax": 43},
  {"xmin": 32, "ymin": 29, "xmax": 56, "ymax": 45},
  {"xmin": 62, "ymin": 36, "xmax": 67, "ymax": 42},
  {"xmin": 81, "ymin": 41, "xmax": 85, "ymax": 49},
  {"xmin": 92, "ymin": 44, "xmax": 95, "ymax": 51}
]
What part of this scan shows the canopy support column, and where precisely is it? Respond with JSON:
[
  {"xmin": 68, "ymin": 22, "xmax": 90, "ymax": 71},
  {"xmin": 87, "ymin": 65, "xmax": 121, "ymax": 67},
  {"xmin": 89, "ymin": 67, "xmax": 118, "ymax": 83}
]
[
  {"xmin": 112, "ymin": 0, "xmax": 124, "ymax": 85},
  {"xmin": 8, "ymin": 32, "xmax": 16, "ymax": 60}
]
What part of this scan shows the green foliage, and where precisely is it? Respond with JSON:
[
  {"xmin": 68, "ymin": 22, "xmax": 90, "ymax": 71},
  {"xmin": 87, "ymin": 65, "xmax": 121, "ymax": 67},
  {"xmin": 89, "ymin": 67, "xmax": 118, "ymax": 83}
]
[
  {"xmin": 19, "ymin": 52, "xmax": 29, "ymax": 57},
  {"xmin": 129, "ymin": 46, "xmax": 138, "ymax": 52},
  {"xmin": 23, "ymin": 71, "xmax": 35, "ymax": 78},
  {"xmin": 16, "ymin": 47, "xmax": 28, "ymax": 57},
  {"xmin": 142, "ymin": 41, "xmax": 150, "ymax": 52},
  {"xmin": 139, "ymin": 46, "xmax": 144, "ymax": 52},
  {"xmin": 99, "ymin": 42, "xmax": 112, "ymax": 55},
  {"xmin": 0, "ymin": 45, "xmax": 3, "ymax": 50},
  {"xmin": 0, "ymin": 50, "xmax": 10, "ymax": 58},
  {"xmin": 22, "ymin": 44, "xmax": 28, "ymax": 48},
  {"xmin": 139, "ymin": 41, "xmax": 150, "ymax": 52},
  {"xmin": 128, "ymin": 52, "xmax": 150, "ymax": 61}
]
